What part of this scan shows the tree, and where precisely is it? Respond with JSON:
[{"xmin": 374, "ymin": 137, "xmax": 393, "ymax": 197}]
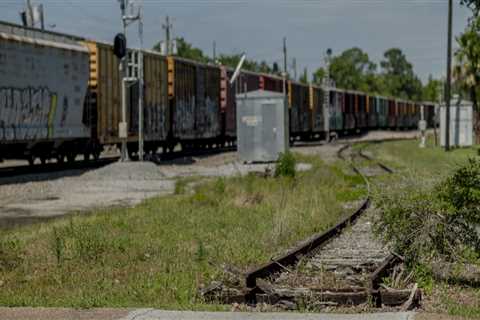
[
  {"xmin": 461, "ymin": 0, "xmax": 480, "ymax": 17},
  {"xmin": 380, "ymin": 48, "xmax": 423, "ymax": 100},
  {"xmin": 299, "ymin": 68, "xmax": 308, "ymax": 84},
  {"xmin": 217, "ymin": 53, "xmax": 273, "ymax": 73},
  {"xmin": 423, "ymin": 75, "xmax": 442, "ymax": 102},
  {"xmin": 455, "ymin": 16, "xmax": 480, "ymax": 142},
  {"xmin": 311, "ymin": 67, "xmax": 326, "ymax": 86},
  {"xmin": 153, "ymin": 37, "xmax": 210, "ymax": 63},
  {"xmin": 329, "ymin": 47, "xmax": 377, "ymax": 93}
]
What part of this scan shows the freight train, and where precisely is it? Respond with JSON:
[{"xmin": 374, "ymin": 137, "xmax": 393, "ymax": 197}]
[{"xmin": 0, "ymin": 21, "xmax": 436, "ymax": 164}]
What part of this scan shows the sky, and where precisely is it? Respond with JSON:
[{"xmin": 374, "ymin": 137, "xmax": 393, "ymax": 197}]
[{"xmin": 0, "ymin": 0, "xmax": 472, "ymax": 83}]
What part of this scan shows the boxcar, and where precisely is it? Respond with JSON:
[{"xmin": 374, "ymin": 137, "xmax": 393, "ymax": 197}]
[
  {"xmin": 288, "ymin": 81, "xmax": 311, "ymax": 139},
  {"xmin": 356, "ymin": 93, "xmax": 368, "ymax": 129},
  {"xmin": 0, "ymin": 30, "xmax": 91, "ymax": 163},
  {"xmin": 310, "ymin": 85, "xmax": 327, "ymax": 138},
  {"xmin": 329, "ymin": 89, "xmax": 344, "ymax": 132},
  {"xmin": 387, "ymin": 100, "xmax": 397, "ymax": 128},
  {"xmin": 344, "ymin": 92, "xmax": 356, "ymax": 131},
  {"xmin": 376, "ymin": 97, "xmax": 388, "ymax": 128},
  {"xmin": 169, "ymin": 57, "xmax": 222, "ymax": 147},
  {"xmin": 367, "ymin": 96, "xmax": 378, "ymax": 128},
  {"xmin": 260, "ymin": 74, "xmax": 283, "ymax": 93},
  {"xmin": 424, "ymin": 102, "xmax": 436, "ymax": 128}
]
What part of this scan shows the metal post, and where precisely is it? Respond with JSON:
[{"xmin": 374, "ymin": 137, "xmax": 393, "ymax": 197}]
[
  {"xmin": 39, "ymin": 4, "xmax": 44, "ymax": 30},
  {"xmin": 138, "ymin": 9, "xmax": 144, "ymax": 161},
  {"xmin": 118, "ymin": 0, "xmax": 129, "ymax": 161},
  {"xmin": 445, "ymin": 0, "xmax": 453, "ymax": 151},
  {"xmin": 213, "ymin": 40, "xmax": 216, "ymax": 62},
  {"xmin": 283, "ymin": 37, "xmax": 287, "ymax": 95},
  {"xmin": 293, "ymin": 57, "xmax": 297, "ymax": 81}
]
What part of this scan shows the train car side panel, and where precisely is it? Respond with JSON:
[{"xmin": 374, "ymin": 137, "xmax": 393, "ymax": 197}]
[
  {"xmin": 0, "ymin": 33, "xmax": 90, "ymax": 144},
  {"xmin": 143, "ymin": 51, "xmax": 169, "ymax": 141}
]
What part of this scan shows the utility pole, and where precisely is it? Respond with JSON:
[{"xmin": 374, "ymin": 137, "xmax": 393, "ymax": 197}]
[
  {"xmin": 39, "ymin": 4, "xmax": 44, "ymax": 30},
  {"xmin": 26, "ymin": 0, "xmax": 34, "ymax": 27},
  {"xmin": 138, "ymin": 5, "xmax": 144, "ymax": 161},
  {"xmin": 283, "ymin": 37, "xmax": 288, "ymax": 94},
  {"xmin": 292, "ymin": 57, "xmax": 297, "ymax": 81},
  {"xmin": 163, "ymin": 16, "xmax": 172, "ymax": 55},
  {"xmin": 445, "ymin": 0, "xmax": 452, "ymax": 151},
  {"xmin": 213, "ymin": 40, "xmax": 216, "ymax": 62}
]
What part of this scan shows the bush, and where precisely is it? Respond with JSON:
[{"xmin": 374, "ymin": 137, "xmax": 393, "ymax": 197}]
[
  {"xmin": 275, "ymin": 151, "xmax": 296, "ymax": 178},
  {"xmin": 374, "ymin": 158, "xmax": 480, "ymax": 266},
  {"xmin": 0, "ymin": 236, "xmax": 23, "ymax": 271}
]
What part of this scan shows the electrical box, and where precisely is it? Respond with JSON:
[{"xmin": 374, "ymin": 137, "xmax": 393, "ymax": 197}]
[
  {"xmin": 236, "ymin": 90, "xmax": 289, "ymax": 163},
  {"xmin": 440, "ymin": 99, "xmax": 474, "ymax": 147}
]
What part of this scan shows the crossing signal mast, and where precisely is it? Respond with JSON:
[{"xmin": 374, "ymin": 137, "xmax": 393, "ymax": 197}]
[{"xmin": 116, "ymin": 0, "xmax": 145, "ymax": 161}]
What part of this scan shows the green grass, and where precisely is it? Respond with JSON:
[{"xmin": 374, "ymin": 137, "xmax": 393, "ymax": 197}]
[
  {"xmin": 0, "ymin": 153, "xmax": 365, "ymax": 309},
  {"xmin": 365, "ymin": 137, "xmax": 478, "ymax": 180},
  {"xmin": 362, "ymin": 138, "xmax": 480, "ymax": 317}
]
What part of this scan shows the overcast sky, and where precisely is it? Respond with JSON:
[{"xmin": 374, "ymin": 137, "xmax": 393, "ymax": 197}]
[{"xmin": 0, "ymin": 0, "xmax": 471, "ymax": 83}]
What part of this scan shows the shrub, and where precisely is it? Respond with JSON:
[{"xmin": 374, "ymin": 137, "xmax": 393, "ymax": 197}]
[
  {"xmin": 374, "ymin": 159, "xmax": 480, "ymax": 266},
  {"xmin": 275, "ymin": 151, "xmax": 296, "ymax": 178},
  {"xmin": 0, "ymin": 236, "xmax": 23, "ymax": 271},
  {"xmin": 437, "ymin": 158, "xmax": 480, "ymax": 225}
]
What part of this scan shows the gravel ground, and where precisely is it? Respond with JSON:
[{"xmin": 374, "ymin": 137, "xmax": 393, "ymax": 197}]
[
  {"xmin": 0, "ymin": 130, "xmax": 421, "ymax": 228},
  {"xmin": 0, "ymin": 154, "xmax": 310, "ymax": 228}
]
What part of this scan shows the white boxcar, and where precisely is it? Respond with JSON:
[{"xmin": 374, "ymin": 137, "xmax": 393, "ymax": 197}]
[{"xmin": 0, "ymin": 31, "xmax": 90, "ymax": 144}]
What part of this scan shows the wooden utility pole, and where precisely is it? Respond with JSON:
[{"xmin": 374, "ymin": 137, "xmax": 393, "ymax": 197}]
[
  {"xmin": 445, "ymin": 0, "xmax": 453, "ymax": 151},
  {"xmin": 163, "ymin": 16, "xmax": 172, "ymax": 55}
]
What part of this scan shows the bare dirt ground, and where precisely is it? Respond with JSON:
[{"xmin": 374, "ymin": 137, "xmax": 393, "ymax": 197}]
[{"xmin": 0, "ymin": 130, "xmax": 421, "ymax": 228}]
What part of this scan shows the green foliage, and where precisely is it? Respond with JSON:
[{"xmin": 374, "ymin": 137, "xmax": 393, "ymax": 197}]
[
  {"xmin": 461, "ymin": 0, "xmax": 480, "ymax": 17},
  {"xmin": 299, "ymin": 67, "xmax": 309, "ymax": 84},
  {"xmin": 380, "ymin": 48, "xmax": 423, "ymax": 100},
  {"xmin": 329, "ymin": 47, "xmax": 377, "ymax": 93},
  {"xmin": 0, "ymin": 236, "xmax": 23, "ymax": 272},
  {"xmin": 153, "ymin": 37, "xmax": 211, "ymax": 63},
  {"xmin": 311, "ymin": 67, "xmax": 326, "ymax": 86},
  {"xmin": 274, "ymin": 152, "xmax": 297, "ymax": 178},
  {"xmin": 217, "ymin": 53, "xmax": 273, "ymax": 74},
  {"xmin": 455, "ymin": 15, "xmax": 480, "ymax": 109},
  {"xmin": 174, "ymin": 179, "xmax": 187, "ymax": 195},
  {"xmin": 375, "ymin": 159, "xmax": 480, "ymax": 266},
  {"xmin": 437, "ymin": 158, "xmax": 480, "ymax": 224},
  {"xmin": 422, "ymin": 75, "xmax": 442, "ymax": 102}
]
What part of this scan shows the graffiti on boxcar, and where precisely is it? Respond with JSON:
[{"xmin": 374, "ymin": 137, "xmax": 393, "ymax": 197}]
[
  {"xmin": 175, "ymin": 97, "xmax": 196, "ymax": 137},
  {"xmin": 144, "ymin": 103, "xmax": 168, "ymax": 139},
  {"xmin": 0, "ymin": 87, "xmax": 58, "ymax": 141}
]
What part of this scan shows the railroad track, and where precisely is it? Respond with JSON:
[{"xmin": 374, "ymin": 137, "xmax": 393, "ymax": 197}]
[{"xmin": 202, "ymin": 143, "xmax": 420, "ymax": 310}]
